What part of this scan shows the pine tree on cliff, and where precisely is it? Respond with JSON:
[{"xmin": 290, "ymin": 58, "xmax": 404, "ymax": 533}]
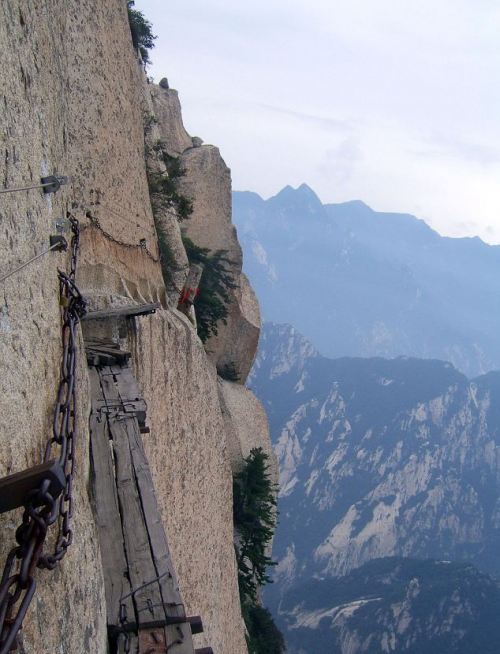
[{"xmin": 233, "ymin": 447, "xmax": 277, "ymax": 601}]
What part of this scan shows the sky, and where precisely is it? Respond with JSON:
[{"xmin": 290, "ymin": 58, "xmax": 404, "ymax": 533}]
[{"xmin": 137, "ymin": 0, "xmax": 500, "ymax": 245}]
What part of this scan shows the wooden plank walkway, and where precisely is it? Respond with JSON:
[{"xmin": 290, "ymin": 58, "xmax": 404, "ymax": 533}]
[
  {"xmin": 87, "ymin": 343, "xmax": 208, "ymax": 654},
  {"xmin": 89, "ymin": 368, "xmax": 136, "ymax": 634}
]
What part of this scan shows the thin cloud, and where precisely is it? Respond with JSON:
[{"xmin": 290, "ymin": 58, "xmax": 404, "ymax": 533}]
[
  {"xmin": 254, "ymin": 103, "xmax": 355, "ymax": 132},
  {"xmin": 411, "ymin": 133, "xmax": 500, "ymax": 166}
]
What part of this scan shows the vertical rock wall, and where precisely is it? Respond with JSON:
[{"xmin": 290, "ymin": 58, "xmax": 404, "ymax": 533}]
[
  {"xmin": 178, "ymin": 147, "xmax": 261, "ymax": 382},
  {"xmin": 0, "ymin": 2, "xmax": 274, "ymax": 653}
]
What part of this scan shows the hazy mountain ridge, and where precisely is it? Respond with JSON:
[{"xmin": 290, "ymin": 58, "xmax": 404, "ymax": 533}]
[
  {"xmin": 249, "ymin": 323, "xmax": 500, "ymax": 612},
  {"xmin": 234, "ymin": 185, "xmax": 500, "ymax": 377},
  {"xmin": 280, "ymin": 557, "xmax": 500, "ymax": 654}
]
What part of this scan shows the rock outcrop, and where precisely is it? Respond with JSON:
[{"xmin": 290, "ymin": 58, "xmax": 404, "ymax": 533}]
[
  {"xmin": 150, "ymin": 84, "xmax": 194, "ymax": 156},
  {"xmin": 0, "ymin": 2, "xmax": 273, "ymax": 653},
  {"xmin": 179, "ymin": 146, "xmax": 261, "ymax": 381}
]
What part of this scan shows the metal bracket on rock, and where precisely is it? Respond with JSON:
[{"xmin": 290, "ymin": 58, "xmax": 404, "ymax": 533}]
[{"xmin": 41, "ymin": 175, "xmax": 68, "ymax": 194}]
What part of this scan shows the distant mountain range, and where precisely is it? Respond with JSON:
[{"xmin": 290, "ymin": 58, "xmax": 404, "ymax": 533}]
[
  {"xmin": 249, "ymin": 323, "xmax": 500, "ymax": 647},
  {"xmin": 233, "ymin": 185, "xmax": 500, "ymax": 377},
  {"xmin": 279, "ymin": 557, "xmax": 500, "ymax": 654}
]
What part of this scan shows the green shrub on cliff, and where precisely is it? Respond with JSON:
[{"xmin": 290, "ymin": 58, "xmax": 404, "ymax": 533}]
[
  {"xmin": 127, "ymin": 1, "xmax": 156, "ymax": 65},
  {"xmin": 233, "ymin": 448, "xmax": 277, "ymax": 601},
  {"xmin": 147, "ymin": 141, "xmax": 194, "ymax": 221},
  {"xmin": 242, "ymin": 602, "xmax": 286, "ymax": 654},
  {"xmin": 233, "ymin": 449, "xmax": 285, "ymax": 653},
  {"xmin": 182, "ymin": 237, "xmax": 237, "ymax": 343}
]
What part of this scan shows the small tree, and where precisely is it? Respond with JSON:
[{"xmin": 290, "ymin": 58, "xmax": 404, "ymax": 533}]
[
  {"xmin": 127, "ymin": 1, "xmax": 156, "ymax": 65},
  {"xmin": 243, "ymin": 603, "xmax": 287, "ymax": 654},
  {"xmin": 233, "ymin": 448, "xmax": 277, "ymax": 602},
  {"xmin": 182, "ymin": 237, "xmax": 237, "ymax": 343},
  {"xmin": 147, "ymin": 142, "xmax": 194, "ymax": 221}
]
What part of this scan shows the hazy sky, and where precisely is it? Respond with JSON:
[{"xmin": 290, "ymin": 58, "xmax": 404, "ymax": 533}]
[{"xmin": 137, "ymin": 0, "xmax": 500, "ymax": 245}]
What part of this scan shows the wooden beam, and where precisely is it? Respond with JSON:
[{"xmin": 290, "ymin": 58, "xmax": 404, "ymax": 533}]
[
  {"xmin": 86, "ymin": 345, "xmax": 131, "ymax": 359},
  {"xmin": 177, "ymin": 264, "xmax": 204, "ymax": 315},
  {"xmin": 126, "ymin": 419, "xmax": 196, "ymax": 653},
  {"xmin": 85, "ymin": 337, "xmax": 121, "ymax": 349},
  {"xmin": 116, "ymin": 632, "xmax": 139, "ymax": 654},
  {"xmin": 82, "ymin": 303, "xmax": 161, "ymax": 321},
  {"xmin": 88, "ymin": 368, "xmax": 136, "ymax": 634},
  {"xmin": 112, "ymin": 366, "xmax": 148, "ymax": 424},
  {"xmin": 111, "ymin": 417, "xmax": 166, "ymax": 629}
]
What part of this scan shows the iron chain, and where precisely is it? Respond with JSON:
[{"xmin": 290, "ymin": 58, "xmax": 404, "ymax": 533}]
[
  {"xmin": 84, "ymin": 212, "xmax": 160, "ymax": 263},
  {"xmin": 0, "ymin": 216, "xmax": 86, "ymax": 653}
]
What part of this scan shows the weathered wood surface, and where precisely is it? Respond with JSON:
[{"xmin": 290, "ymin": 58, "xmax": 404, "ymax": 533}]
[
  {"xmin": 89, "ymin": 361, "xmax": 202, "ymax": 652},
  {"xmin": 88, "ymin": 367, "xmax": 135, "ymax": 634},
  {"xmin": 82, "ymin": 302, "xmax": 161, "ymax": 321},
  {"xmin": 138, "ymin": 628, "xmax": 166, "ymax": 653},
  {"xmin": 111, "ymin": 417, "xmax": 166, "ymax": 629},
  {"xmin": 126, "ymin": 418, "xmax": 196, "ymax": 653},
  {"xmin": 84, "ymin": 338, "xmax": 130, "ymax": 366},
  {"xmin": 99, "ymin": 366, "xmax": 124, "ymax": 413},
  {"xmin": 116, "ymin": 632, "xmax": 139, "ymax": 654},
  {"xmin": 178, "ymin": 264, "xmax": 204, "ymax": 316},
  {"xmin": 87, "ymin": 344, "xmax": 131, "ymax": 359},
  {"xmin": 125, "ymin": 419, "xmax": 180, "ymax": 599},
  {"xmin": 85, "ymin": 337, "xmax": 121, "ymax": 349},
  {"xmin": 112, "ymin": 366, "xmax": 147, "ymax": 424}
]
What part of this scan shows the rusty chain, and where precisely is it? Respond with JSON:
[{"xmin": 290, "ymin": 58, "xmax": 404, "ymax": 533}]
[
  {"xmin": 0, "ymin": 215, "xmax": 86, "ymax": 654},
  {"xmin": 83, "ymin": 211, "xmax": 160, "ymax": 263}
]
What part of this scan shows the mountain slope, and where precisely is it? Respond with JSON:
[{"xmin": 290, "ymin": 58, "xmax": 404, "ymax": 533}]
[
  {"xmin": 249, "ymin": 323, "xmax": 500, "ymax": 612},
  {"xmin": 280, "ymin": 557, "xmax": 500, "ymax": 654},
  {"xmin": 233, "ymin": 185, "xmax": 500, "ymax": 377}
]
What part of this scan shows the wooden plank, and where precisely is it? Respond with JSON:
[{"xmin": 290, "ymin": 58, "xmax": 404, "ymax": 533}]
[
  {"xmin": 85, "ymin": 337, "xmax": 121, "ymax": 349},
  {"xmin": 100, "ymin": 367, "xmax": 122, "ymax": 405},
  {"xmin": 116, "ymin": 632, "xmax": 139, "ymax": 654},
  {"xmin": 100, "ymin": 366, "xmax": 146, "ymax": 420},
  {"xmin": 125, "ymin": 419, "xmax": 182, "ymax": 601},
  {"xmin": 125, "ymin": 420, "xmax": 196, "ymax": 653},
  {"xmin": 110, "ymin": 416, "xmax": 166, "ymax": 629},
  {"xmin": 164, "ymin": 623, "xmax": 195, "ymax": 653},
  {"xmin": 88, "ymin": 368, "xmax": 136, "ymax": 634},
  {"xmin": 138, "ymin": 628, "xmax": 166, "ymax": 653},
  {"xmin": 82, "ymin": 303, "xmax": 161, "ymax": 321},
  {"xmin": 112, "ymin": 366, "xmax": 147, "ymax": 423},
  {"xmin": 86, "ymin": 345, "xmax": 131, "ymax": 359},
  {"xmin": 86, "ymin": 350, "xmax": 118, "ymax": 366}
]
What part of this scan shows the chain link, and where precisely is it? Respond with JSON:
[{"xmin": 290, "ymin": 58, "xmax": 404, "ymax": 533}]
[
  {"xmin": 0, "ymin": 216, "xmax": 86, "ymax": 653},
  {"xmin": 83, "ymin": 211, "xmax": 160, "ymax": 263}
]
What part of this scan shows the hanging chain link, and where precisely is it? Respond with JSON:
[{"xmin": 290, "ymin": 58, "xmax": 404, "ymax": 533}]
[
  {"xmin": 83, "ymin": 211, "xmax": 160, "ymax": 263},
  {"xmin": 0, "ymin": 216, "xmax": 86, "ymax": 654}
]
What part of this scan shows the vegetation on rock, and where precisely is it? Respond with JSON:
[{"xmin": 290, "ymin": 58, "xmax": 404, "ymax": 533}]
[
  {"xmin": 147, "ymin": 140, "xmax": 194, "ymax": 221},
  {"xmin": 242, "ymin": 602, "xmax": 286, "ymax": 654},
  {"xmin": 233, "ymin": 447, "xmax": 277, "ymax": 600},
  {"xmin": 182, "ymin": 237, "xmax": 237, "ymax": 343},
  {"xmin": 127, "ymin": 1, "xmax": 156, "ymax": 65},
  {"xmin": 233, "ymin": 448, "xmax": 284, "ymax": 653},
  {"xmin": 145, "ymin": 139, "xmax": 194, "ymax": 290}
]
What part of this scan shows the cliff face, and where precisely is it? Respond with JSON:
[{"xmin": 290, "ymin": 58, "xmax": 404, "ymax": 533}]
[
  {"xmin": 0, "ymin": 2, "xmax": 272, "ymax": 653},
  {"xmin": 249, "ymin": 323, "xmax": 500, "ymax": 615}
]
